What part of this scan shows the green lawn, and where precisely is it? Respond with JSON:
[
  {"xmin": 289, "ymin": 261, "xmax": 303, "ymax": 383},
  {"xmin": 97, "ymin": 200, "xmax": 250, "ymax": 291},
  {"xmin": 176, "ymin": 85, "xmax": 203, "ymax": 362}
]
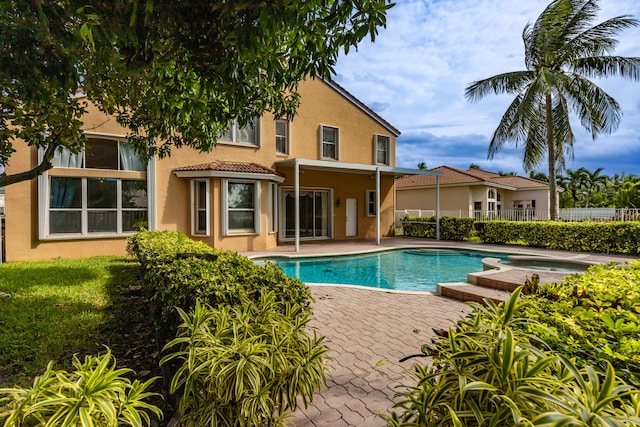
[{"xmin": 0, "ymin": 257, "xmax": 140, "ymax": 386}]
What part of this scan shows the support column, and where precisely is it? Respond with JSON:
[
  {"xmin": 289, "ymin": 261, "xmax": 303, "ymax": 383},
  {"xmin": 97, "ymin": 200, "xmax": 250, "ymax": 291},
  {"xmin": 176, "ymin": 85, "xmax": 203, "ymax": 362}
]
[
  {"xmin": 294, "ymin": 159, "xmax": 300, "ymax": 253},
  {"xmin": 376, "ymin": 167, "xmax": 381, "ymax": 245},
  {"xmin": 436, "ymin": 174, "xmax": 440, "ymax": 240}
]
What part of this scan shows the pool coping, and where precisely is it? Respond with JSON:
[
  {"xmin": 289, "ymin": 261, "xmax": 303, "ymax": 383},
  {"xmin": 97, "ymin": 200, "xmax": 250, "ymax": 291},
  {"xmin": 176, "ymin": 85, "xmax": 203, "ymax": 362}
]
[
  {"xmin": 243, "ymin": 241, "xmax": 638, "ymax": 295},
  {"xmin": 248, "ymin": 242, "xmax": 619, "ymax": 295}
]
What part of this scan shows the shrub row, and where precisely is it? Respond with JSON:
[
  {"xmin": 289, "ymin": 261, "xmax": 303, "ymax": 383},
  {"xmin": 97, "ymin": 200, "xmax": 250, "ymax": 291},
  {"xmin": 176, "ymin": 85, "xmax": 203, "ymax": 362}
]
[
  {"xmin": 522, "ymin": 260, "xmax": 640, "ymax": 386},
  {"xmin": 127, "ymin": 230, "xmax": 327, "ymax": 425},
  {"xmin": 402, "ymin": 216, "xmax": 474, "ymax": 241},
  {"xmin": 126, "ymin": 230, "xmax": 313, "ymax": 325},
  {"xmin": 475, "ymin": 220, "xmax": 640, "ymax": 254}
]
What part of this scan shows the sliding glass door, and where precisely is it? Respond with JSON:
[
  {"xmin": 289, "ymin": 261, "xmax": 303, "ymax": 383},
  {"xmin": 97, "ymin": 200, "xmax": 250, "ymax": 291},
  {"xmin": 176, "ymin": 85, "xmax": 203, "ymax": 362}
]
[{"xmin": 282, "ymin": 189, "xmax": 331, "ymax": 240}]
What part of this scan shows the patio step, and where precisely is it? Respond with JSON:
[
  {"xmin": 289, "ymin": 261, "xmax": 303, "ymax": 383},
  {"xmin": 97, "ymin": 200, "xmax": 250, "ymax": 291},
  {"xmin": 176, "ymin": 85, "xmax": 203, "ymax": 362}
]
[{"xmin": 438, "ymin": 282, "xmax": 511, "ymax": 305}]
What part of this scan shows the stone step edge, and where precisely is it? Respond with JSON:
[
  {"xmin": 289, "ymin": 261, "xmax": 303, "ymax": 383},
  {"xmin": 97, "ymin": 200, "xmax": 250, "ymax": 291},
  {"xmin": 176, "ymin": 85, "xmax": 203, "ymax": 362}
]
[{"xmin": 438, "ymin": 282, "xmax": 511, "ymax": 305}]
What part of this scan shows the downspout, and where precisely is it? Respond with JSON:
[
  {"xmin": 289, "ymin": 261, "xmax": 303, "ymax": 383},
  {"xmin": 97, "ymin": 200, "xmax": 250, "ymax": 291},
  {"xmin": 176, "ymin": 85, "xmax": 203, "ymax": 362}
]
[{"xmin": 294, "ymin": 159, "xmax": 300, "ymax": 253}]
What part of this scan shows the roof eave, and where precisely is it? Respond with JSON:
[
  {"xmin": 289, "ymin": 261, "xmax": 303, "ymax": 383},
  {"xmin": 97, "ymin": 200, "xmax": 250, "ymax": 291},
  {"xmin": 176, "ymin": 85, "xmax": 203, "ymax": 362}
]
[
  {"xmin": 174, "ymin": 170, "xmax": 286, "ymax": 183},
  {"xmin": 323, "ymin": 79, "xmax": 401, "ymax": 137}
]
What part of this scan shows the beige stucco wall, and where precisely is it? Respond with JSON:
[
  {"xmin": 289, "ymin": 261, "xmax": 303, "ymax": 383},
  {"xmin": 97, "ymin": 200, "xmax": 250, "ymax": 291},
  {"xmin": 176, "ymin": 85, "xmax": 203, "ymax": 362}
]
[
  {"xmin": 396, "ymin": 186, "xmax": 471, "ymax": 213},
  {"xmin": 4, "ymin": 78, "xmax": 398, "ymax": 261},
  {"xmin": 502, "ymin": 189, "xmax": 550, "ymax": 212},
  {"xmin": 397, "ymin": 184, "xmax": 551, "ymax": 218}
]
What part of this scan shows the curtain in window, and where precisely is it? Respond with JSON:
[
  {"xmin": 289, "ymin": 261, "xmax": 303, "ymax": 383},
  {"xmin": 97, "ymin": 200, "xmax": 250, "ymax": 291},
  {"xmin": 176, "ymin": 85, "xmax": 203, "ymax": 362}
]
[
  {"xmin": 50, "ymin": 177, "xmax": 81, "ymax": 208},
  {"xmin": 236, "ymin": 120, "xmax": 256, "ymax": 144},
  {"xmin": 52, "ymin": 148, "xmax": 83, "ymax": 168},
  {"xmin": 119, "ymin": 143, "xmax": 146, "ymax": 171}
]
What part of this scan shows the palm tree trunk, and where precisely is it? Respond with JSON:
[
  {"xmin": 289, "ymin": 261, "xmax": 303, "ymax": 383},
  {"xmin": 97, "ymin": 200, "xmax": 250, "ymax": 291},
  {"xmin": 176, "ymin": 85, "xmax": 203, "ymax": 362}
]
[{"xmin": 546, "ymin": 93, "xmax": 559, "ymax": 221}]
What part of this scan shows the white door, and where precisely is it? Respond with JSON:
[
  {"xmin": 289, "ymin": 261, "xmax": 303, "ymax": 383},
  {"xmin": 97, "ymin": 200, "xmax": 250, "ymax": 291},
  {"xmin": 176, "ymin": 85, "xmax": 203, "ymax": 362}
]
[{"xmin": 346, "ymin": 198, "xmax": 357, "ymax": 237}]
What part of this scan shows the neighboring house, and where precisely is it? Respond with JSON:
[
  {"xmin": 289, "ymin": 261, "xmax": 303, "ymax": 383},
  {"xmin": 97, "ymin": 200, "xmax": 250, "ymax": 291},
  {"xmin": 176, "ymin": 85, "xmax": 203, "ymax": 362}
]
[
  {"xmin": 4, "ymin": 78, "xmax": 433, "ymax": 262},
  {"xmin": 396, "ymin": 166, "xmax": 551, "ymax": 220}
]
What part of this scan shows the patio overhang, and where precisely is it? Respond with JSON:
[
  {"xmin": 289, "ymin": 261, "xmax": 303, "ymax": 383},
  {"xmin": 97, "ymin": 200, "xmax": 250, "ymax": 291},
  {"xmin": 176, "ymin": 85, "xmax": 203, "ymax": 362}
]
[{"xmin": 275, "ymin": 159, "xmax": 442, "ymax": 252}]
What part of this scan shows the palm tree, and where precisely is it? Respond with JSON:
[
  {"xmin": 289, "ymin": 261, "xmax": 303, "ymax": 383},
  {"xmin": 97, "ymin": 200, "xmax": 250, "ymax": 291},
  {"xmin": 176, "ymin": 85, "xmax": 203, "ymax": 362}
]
[
  {"xmin": 558, "ymin": 168, "xmax": 588, "ymax": 207},
  {"xmin": 465, "ymin": 0, "xmax": 640, "ymax": 220},
  {"xmin": 581, "ymin": 167, "xmax": 608, "ymax": 207},
  {"xmin": 529, "ymin": 171, "xmax": 549, "ymax": 182},
  {"xmin": 417, "ymin": 162, "xmax": 428, "ymax": 170}
]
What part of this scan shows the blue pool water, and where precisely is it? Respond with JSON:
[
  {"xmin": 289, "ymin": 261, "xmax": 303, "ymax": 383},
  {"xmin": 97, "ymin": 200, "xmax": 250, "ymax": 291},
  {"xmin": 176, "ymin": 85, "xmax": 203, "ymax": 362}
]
[{"xmin": 261, "ymin": 249, "xmax": 511, "ymax": 292}]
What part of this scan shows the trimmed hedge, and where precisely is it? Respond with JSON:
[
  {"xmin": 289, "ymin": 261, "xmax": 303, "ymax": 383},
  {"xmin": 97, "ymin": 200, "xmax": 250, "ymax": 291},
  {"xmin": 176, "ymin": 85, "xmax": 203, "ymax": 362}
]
[
  {"xmin": 522, "ymin": 260, "xmax": 640, "ymax": 386},
  {"xmin": 402, "ymin": 216, "xmax": 474, "ymax": 241},
  {"xmin": 475, "ymin": 220, "xmax": 640, "ymax": 254},
  {"xmin": 126, "ymin": 230, "xmax": 312, "ymax": 324}
]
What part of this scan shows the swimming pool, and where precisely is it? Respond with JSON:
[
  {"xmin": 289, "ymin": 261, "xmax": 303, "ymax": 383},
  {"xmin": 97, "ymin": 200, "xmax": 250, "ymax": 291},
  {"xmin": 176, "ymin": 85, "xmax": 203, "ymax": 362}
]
[{"xmin": 259, "ymin": 249, "xmax": 511, "ymax": 292}]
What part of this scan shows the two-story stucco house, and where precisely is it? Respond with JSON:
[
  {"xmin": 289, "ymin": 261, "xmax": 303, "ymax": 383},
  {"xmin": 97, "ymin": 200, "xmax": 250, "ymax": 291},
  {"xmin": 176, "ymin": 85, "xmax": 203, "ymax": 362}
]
[{"xmin": 3, "ymin": 78, "xmax": 432, "ymax": 262}]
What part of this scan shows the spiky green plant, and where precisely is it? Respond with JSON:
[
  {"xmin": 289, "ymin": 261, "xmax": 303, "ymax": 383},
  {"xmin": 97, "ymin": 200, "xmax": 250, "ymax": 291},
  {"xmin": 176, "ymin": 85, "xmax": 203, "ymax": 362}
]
[
  {"xmin": 161, "ymin": 291, "xmax": 329, "ymax": 427},
  {"xmin": 386, "ymin": 287, "xmax": 640, "ymax": 426},
  {"xmin": 0, "ymin": 349, "xmax": 162, "ymax": 426}
]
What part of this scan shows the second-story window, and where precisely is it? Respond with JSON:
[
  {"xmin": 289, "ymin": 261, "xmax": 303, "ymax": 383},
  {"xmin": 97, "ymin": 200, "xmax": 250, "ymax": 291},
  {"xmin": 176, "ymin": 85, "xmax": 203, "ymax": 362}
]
[
  {"xmin": 375, "ymin": 135, "xmax": 390, "ymax": 165},
  {"xmin": 275, "ymin": 119, "xmax": 288, "ymax": 154},
  {"xmin": 53, "ymin": 138, "xmax": 146, "ymax": 171},
  {"xmin": 320, "ymin": 125, "xmax": 339, "ymax": 160},
  {"xmin": 219, "ymin": 118, "xmax": 259, "ymax": 146}
]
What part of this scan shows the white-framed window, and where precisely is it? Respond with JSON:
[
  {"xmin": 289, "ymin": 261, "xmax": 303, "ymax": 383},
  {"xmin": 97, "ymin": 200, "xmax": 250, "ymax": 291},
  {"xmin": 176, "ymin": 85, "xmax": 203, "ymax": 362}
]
[
  {"xmin": 219, "ymin": 118, "xmax": 260, "ymax": 146},
  {"xmin": 275, "ymin": 119, "xmax": 289, "ymax": 155},
  {"xmin": 53, "ymin": 138, "xmax": 146, "ymax": 171},
  {"xmin": 222, "ymin": 179, "xmax": 260, "ymax": 235},
  {"xmin": 366, "ymin": 190, "xmax": 376, "ymax": 216},
  {"xmin": 268, "ymin": 182, "xmax": 278, "ymax": 233},
  {"xmin": 46, "ymin": 176, "xmax": 147, "ymax": 235},
  {"xmin": 41, "ymin": 137, "xmax": 149, "ymax": 238},
  {"xmin": 374, "ymin": 135, "xmax": 390, "ymax": 165},
  {"xmin": 191, "ymin": 179, "xmax": 210, "ymax": 236},
  {"xmin": 320, "ymin": 125, "xmax": 339, "ymax": 160}
]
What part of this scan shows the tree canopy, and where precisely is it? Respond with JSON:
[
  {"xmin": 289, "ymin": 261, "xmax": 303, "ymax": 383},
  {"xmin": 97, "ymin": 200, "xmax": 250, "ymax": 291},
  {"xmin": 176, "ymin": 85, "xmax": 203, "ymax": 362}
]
[
  {"xmin": 0, "ymin": 0, "xmax": 393, "ymax": 187},
  {"xmin": 465, "ymin": 0, "xmax": 640, "ymax": 220}
]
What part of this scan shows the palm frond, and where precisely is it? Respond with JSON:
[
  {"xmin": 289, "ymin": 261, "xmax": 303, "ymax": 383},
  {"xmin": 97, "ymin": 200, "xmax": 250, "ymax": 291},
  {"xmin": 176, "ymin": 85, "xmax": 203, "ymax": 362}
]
[
  {"xmin": 522, "ymin": 122, "xmax": 547, "ymax": 172},
  {"xmin": 560, "ymin": 0, "xmax": 600, "ymax": 39},
  {"xmin": 488, "ymin": 77, "xmax": 545, "ymax": 161},
  {"xmin": 464, "ymin": 71, "xmax": 534, "ymax": 102},
  {"xmin": 527, "ymin": 0, "xmax": 581, "ymax": 67},
  {"xmin": 559, "ymin": 16, "xmax": 639, "ymax": 62},
  {"xmin": 570, "ymin": 55, "xmax": 640, "ymax": 80},
  {"xmin": 563, "ymin": 73, "xmax": 621, "ymax": 137},
  {"xmin": 551, "ymin": 94, "xmax": 575, "ymax": 169}
]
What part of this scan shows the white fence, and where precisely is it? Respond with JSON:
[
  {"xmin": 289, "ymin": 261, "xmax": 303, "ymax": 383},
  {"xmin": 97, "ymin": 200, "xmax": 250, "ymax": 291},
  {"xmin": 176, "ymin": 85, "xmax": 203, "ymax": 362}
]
[{"xmin": 396, "ymin": 208, "xmax": 640, "ymax": 228}]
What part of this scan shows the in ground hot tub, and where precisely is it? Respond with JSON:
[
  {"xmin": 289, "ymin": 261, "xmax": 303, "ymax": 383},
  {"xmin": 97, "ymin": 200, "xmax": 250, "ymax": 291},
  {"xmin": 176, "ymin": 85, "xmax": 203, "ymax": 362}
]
[{"xmin": 483, "ymin": 255, "xmax": 597, "ymax": 273}]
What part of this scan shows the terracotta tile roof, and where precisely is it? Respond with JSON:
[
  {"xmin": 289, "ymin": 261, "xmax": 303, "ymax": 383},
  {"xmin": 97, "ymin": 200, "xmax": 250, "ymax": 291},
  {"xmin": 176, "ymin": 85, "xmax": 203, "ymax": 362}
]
[
  {"xmin": 174, "ymin": 160, "xmax": 284, "ymax": 177},
  {"xmin": 491, "ymin": 175, "xmax": 548, "ymax": 188},
  {"xmin": 396, "ymin": 165, "xmax": 548, "ymax": 189}
]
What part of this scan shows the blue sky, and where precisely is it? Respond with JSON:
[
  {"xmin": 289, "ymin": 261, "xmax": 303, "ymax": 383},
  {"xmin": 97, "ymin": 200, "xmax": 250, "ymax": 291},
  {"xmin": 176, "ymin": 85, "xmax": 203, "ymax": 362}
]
[{"xmin": 334, "ymin": 0, "xmax": 640, "ymax": 177}]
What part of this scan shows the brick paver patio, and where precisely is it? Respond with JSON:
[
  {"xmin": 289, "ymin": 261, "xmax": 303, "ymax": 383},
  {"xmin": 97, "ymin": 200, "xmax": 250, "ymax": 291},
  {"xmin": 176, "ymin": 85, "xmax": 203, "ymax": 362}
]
[
  {"xmin": 244, "ymin": 238, "xmax": 637, "ymax": 426},
  {"xmin": 289, "ymin": 286, "xmax": 472, "ymax": 426}
]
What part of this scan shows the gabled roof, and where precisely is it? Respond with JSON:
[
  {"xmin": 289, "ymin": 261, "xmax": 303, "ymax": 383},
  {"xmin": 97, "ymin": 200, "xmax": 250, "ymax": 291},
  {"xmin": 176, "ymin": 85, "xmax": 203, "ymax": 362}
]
[
  {"xmin": 396, "ymin": 165, "xmax": 548, "ymax": 190},
  {"xmin": 324, "ymin": 79, "xmax": 401, "ymax": 137},
  {"xmin": 173, "ymin": 160, "xmax": 285, "ymax": 182}
]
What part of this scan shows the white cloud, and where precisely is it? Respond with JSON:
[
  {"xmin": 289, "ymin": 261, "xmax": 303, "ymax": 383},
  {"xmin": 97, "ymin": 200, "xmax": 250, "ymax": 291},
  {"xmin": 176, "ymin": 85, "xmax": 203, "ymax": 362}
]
[{"xmin": 335, "ymin": 0, "xmax": 640, "ymax": 175}]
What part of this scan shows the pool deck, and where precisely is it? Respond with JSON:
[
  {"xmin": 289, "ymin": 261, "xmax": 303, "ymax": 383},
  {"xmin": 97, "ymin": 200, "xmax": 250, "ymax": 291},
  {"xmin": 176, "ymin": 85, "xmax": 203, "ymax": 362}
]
[{"xmin": 241, "ymin": 238, "xmax": 637, "ymax": 426}]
